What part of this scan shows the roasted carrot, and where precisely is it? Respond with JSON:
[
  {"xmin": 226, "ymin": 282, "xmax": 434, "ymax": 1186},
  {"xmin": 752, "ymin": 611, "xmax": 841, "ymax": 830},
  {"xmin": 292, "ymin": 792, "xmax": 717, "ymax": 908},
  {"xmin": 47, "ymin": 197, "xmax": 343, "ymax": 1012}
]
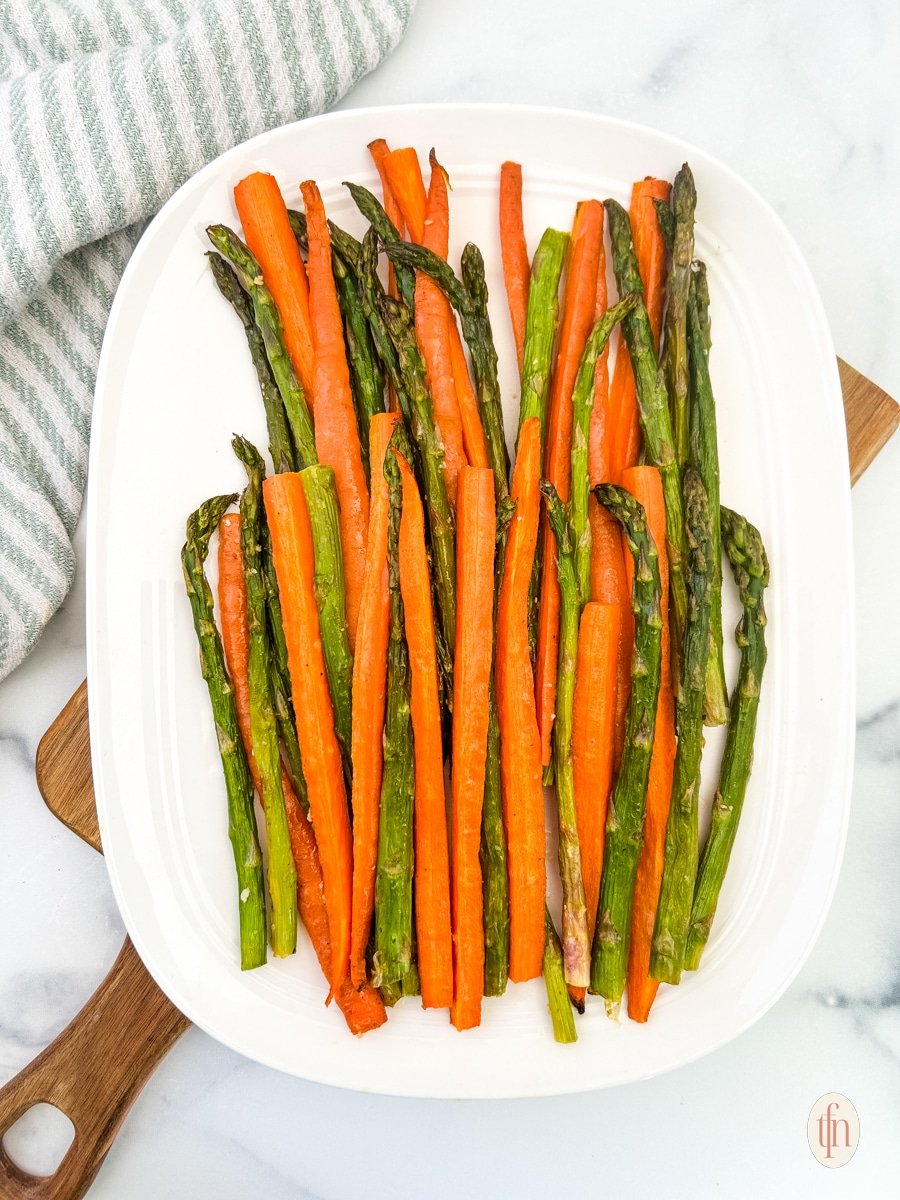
[
  {"xmin": 220, "ymin": 513, "xmax": 384, "ymax": 1031},
  {"xmin": 607, "ymin": 178, "xmax": 671, "ymax": 481},
  {"xmin": 383, "ymin": 146, "xmax": 428, "ymax": 240},
  {"xmin": 285, "ymin": 793, "xmax": 387, "ymax": 1034},
  {"xmin": 413, "ymin": 153, "xmax": 467, "ymax": 504},
  {"xmin": 427, "ymin": 151, "xmax": 489, "ymax": 470},
  {"xmin": 535, "ymin": 200, "xmax": 605, "ymax": 766},
  {"xmin": 301, "ymin": 180, "xmax": 370, "ymax": 645},
  {"xmin": 234, "ymin": 172, "xmax": 316, "ymax": 403},
  {"xmin": 499, "ymin": 161, "xmax": 530, "ymax": 372},
  {"xmin": 620, "ymin": 465, "xmax": 676, "ymax": 1023},
  {"xmin": 568, "ymin": 601, "xmax": 621, "ymax": 1008},
  {"xmin": 349, "ymin": 412, "xmax": 399, "ymax": 986},
  {"xmin": 589, "ymin": 230, "xmax": 632, "ymax": 766},
  {"xmin": 450, "ymin": 466, "xmax": 496, "ymax": 1029},
  {"xmin": 496, "ymin": 416, "xmax": 546, "ymax": 983},
  {"xmin": 397, "ymin": 449, "xmax": 453, "ymax": 1009},
  {"xmin": 368, "ymin": 138, "xmax": 405, "ymax": 344},
  {"xmin": 263, "ymin": 473, "xmax": 353, "ymax": 993}
]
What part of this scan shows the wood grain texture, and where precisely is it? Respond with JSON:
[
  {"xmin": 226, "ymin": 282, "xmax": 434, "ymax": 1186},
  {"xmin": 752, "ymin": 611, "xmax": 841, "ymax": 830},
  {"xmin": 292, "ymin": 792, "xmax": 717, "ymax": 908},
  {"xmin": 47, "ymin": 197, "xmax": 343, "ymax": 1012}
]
[{"xmin": 0, "ymin": 356, "xmax": 895, "ymax": 1200}]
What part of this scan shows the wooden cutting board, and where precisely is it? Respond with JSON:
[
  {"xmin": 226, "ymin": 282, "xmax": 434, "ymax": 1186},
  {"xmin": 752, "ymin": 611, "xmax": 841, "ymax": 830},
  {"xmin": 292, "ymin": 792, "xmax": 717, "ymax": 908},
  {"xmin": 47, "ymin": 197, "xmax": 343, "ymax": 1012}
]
[{"xmin": 0, "ymin": 357, "xmax": 896, "ymax": 1200}]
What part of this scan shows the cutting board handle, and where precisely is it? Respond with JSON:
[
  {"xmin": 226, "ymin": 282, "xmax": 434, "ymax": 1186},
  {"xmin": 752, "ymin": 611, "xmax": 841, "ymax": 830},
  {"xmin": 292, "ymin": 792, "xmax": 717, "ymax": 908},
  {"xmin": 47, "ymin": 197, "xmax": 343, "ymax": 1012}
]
[{"xmin": 0, "ymin": 938, "xmax": 189, "ymax": 1200}]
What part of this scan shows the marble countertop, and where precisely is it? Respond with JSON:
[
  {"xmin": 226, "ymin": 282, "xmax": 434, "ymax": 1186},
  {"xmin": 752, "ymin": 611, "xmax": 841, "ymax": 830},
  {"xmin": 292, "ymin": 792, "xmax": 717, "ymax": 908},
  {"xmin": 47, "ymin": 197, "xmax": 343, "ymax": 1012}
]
[{"xmin": 2, "ymin": 1, "xmax": 898, "ymax": 1194}]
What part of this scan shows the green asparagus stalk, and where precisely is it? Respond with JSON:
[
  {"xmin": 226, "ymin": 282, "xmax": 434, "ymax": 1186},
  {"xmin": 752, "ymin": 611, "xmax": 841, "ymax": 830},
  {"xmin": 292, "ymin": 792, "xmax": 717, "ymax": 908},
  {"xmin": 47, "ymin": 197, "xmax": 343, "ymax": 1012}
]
[
  {"xmin": 356, "ymin": 229, "xmax": 414, "ymax": 424},
  {"xmin": 653, "ymin": 197, "xmax": 675, "ymax": 250},
  {"xmin": 604, "ymin": 200, "xmax": 687, "ymax": 660},
  {"xmin": 332, "ymin": 246, "xmax": 386, "ymax": 476},
  {"xmin": 662, "ymin": 165, "xmax": 696, "ymax": 469},
  {"xmin": 207, "ymin": 253, "xmax": 296, "ymax": 474},
  {"xmin": 589, "ymin": 484, "xmax": 663, "ymax": 1010},
  {"xmin": 383, "ymin": 238, "xmax": 511, "ymax": 502},
  {"xmin": 372, "ymin": 439, "xmax": 415, "ymax": 988},
  {"xmin": 519, "ymin": 228, "xmax": 569, "ymax": 444},
  {"xmin": 693, "ymin": 259, "xmax": 712, "ymax": 352},
  {"xmin": 287, "ymin": 208, "xmax": 363, "ymax": 270},
  {"xmin": 260, "ymin": 525, "xmax": 307, "ymax": 806},
  {"xmin": 377, "ymin": 292, "xmax": 456, "ymax": 656},
  {"xmin": 650, "ymin": 467, "xmax": 714, "ymax": 983},
  {"xmin": 541, "ymin": 481, "xmax": 590, "ymax": 988},
  {"xmin": 344, "ymin": 180, "xmax": 416, "ymax": 312},
  {"xmin": 543, "ymin": 908, "xmax": 577, "ymax": 1044},
  {"xmin": 570, "ymin": 296, "xmax": 640, "ymax": 602},
  {"xmin": 181, "ymin": 494, "xmax": 266, "ymax": 970},
  {"xmin": 298, "ymin": 464, "xmax": 353, "ymax": 764},
  {"xmin": 206, "ymin": 224, "xmax": 316, "ymax": 468},
  {"xmin": 232, "ymin": 437, "xmax": 298, "ymax": 957},
  {"xmin": 684, "ymin": 508, "xmax": 769, "ymax": 970},
  {"xmin": 688, "ymin": 275, "xmax": 729, "ymax": 726},
  {"xmin": 480, "ymin": 496, "xmax": 515, "ymax": 996},
  {"xmin": 460, "ymin": 243, "xmax": 512, "ymax": 500}
]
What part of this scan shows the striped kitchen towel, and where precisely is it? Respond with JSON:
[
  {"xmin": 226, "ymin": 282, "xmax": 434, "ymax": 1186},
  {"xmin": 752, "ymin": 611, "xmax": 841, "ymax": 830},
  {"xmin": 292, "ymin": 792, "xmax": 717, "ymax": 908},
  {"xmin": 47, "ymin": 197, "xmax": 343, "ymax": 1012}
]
[{"xmin": 0, "ymin": 0, "xmax": 414, "ymax": 681}]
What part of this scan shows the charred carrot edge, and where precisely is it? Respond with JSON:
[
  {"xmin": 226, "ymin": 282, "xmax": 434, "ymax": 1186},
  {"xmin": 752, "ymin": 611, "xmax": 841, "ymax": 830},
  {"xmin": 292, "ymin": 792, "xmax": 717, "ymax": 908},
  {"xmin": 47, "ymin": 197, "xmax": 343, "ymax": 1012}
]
[
  {"xmin": 301, "ymin": 179, "xmax": 371, "ymax": 646},
  {"xmin": 397, "ymin": 450, "xmax": 453, "ymax": 1009},
  {"xmin": 263, "ymin": 473, "xmax": 353, "ymax": 993},
  {"xmin": 349, "ymin": 412, "xmax": 400, "ymax": 986},
  {"xmin": 608, "ymin": 178, "xmax": 672, "ymax": 481},
  {"xmin": 219, "ymin": 514, "xmax": 384, "ymax": 1033},
  {"xmin": 234, "ymin": 172, "xmax": 316, "ymax": 403},
  {"xmin": 451, "ymin": 466, "xmax": 496, "ymax": 1029},
  {"xmin": 414, "ymin": 152, "xmax": 467, "ymax": 504},
  {"xmin": 499, "ymin": 161, "xmax": 530, "ymax": 372},
  {"xmin": 496, "ymin": 417, "xmax": 546, "ymax": 983},
  {"xmin": 621, "ymin": 465, "xmax": 675, "ymax": 1023},
  {"xmin": 535, "ymin": 199, "xmax": 605, "ymax": 766},
  {"xmin": 567, "ymin": 601, "xmax": 621, "ymax": 1008}
]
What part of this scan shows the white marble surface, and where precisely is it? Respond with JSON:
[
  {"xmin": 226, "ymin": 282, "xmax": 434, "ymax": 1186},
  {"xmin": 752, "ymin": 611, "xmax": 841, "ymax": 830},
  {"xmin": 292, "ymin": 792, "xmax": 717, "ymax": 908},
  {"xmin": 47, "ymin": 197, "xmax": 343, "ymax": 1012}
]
[{"xmin": 2, "ymin": 0, "xmax": 899, "ymax": 1194}]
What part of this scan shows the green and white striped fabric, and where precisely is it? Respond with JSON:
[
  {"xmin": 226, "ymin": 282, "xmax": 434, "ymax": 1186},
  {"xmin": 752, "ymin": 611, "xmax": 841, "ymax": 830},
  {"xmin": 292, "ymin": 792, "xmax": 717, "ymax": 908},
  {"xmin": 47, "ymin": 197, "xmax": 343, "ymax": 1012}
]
[{"xmin": 0, "ymin": 0, "xmax": 414, "ymax": 680}]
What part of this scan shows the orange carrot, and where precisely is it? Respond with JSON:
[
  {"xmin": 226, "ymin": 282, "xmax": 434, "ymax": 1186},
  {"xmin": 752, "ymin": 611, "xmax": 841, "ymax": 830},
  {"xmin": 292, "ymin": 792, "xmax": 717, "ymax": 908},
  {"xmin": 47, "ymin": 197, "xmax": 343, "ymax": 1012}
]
[
  {"xmin": 368, "ymin": 138, "xmax": 405, "ymax": 320},
  {"xmin": 620, "ymin": 465, "xmax": 676, "ymax": 1023},
  {"xmin": 426, "ymin": 151, "xmax": 489, "ymax": 470},
  {"xmin": 349, "ymin": 412, "xmax": 399, "ymax": 986},
  {"xmin": 234, "ymin": 172, "xmax": 316, "ymax": 403},
  {"xmin": 568, "ymin": 601, "xmax": 621, "ymax": 1008},
  {"xmin": 396, "ymin": 452, "xmax": 453, "ymax": 1008},
  {"xmin": 263, "ymin": 473, "xmax": 353, "ymax": 993},
  {"xmin": 218, "ymin": 514, "xmax": 385, "ymax": 1033},
  {"xmin": 450, "ymin": 466, "xmax": 496, "ymax": 1029},
  {"xmin": 535, "ymin": 199, "xmax": 605, "ymax": 766},
  {"xmin": 413, "ymin": 154, "xmax": 467, "ymax": 504},
  {"xmin": 301, "ymin": 180, "xmax": 370, "ymax": 646},
  {"xmin": 383, "ymin": 147, "xmax": 428, "ymax": 241},
  {"xmin": 589, "ymin": 231, "xmax": 632, "ymax": 767},
  {"xmin": 608, "ymin": 178, "xmax": 671, "ymax": 481},
  {"xmin": 496, "ymin": 417, "xmax": 546, "ymax": 983},
  {"xmin": 499, "ymin": 161, "xmax": 530, "ymax": 372},
  {"xmin": 285, "ymin": 794, "xmax": 387, "ymax": 1034}
]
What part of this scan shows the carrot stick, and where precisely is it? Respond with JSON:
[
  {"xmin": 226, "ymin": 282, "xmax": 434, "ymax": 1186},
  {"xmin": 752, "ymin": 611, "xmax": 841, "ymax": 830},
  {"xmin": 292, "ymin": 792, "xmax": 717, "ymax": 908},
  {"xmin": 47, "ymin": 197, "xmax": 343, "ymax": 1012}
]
[
  {"xmin": 368, "ymin": 138, "xmax": 405, "ymax": 362},
  {"xmin": 349, "ymin": 412, "xmax": 399, "ymax": 986},
  {"xmin": 285, "ymin": 793, "xmax": 386, "ymax": 1034},
  {"xmin": 450, "ymin": 466, "xmax": 496, "ymax": 1029},
  {"xmin": 496, "ymin": 416, "xmax": 546, "ymax": 982},
  {"xmin": 263, "ymin": 473, "xmax": 353, "ymax": 993},
  {"xmin": 301, "ymin": 180, "xmax": 370, "ymax": 646},
  {"xmin": 589, "ymin": 232, "xmax": 632, "ymax": 767},
  {"xmin": 620, "ymin": 465, "xmax": 676, "ymax": 1023},
  {"xmin": 219, "ymin": 514, "xmax": 385, "ymax": 1032},
  {"xmin": 499, "ymin": 161, "xmax": 530, "ymax": 372},
  {"xmin": 383, "ymin": 147, "xmax": 428, "ymax": 241},
  {"xmin": 535, "ymin": 199, "xmax": 605, "ymax": 766},
  {"xmin": 568, "ymin": 600, "xmax": 621, "ymax": 1008},
  {"xmin": 413, "ymin": 153, "xmax": 467, "ymax": 504},
  {"xmin": 234, "ymin": 172, "xmax": 316, "ymax": 404},
  {"xmin": 397, "ymin": 449, "xmax": 453, "ymax": 1009},
  {"xmin": 608, "ymin": 178, "xmax": 671, "ymax": 481}
]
